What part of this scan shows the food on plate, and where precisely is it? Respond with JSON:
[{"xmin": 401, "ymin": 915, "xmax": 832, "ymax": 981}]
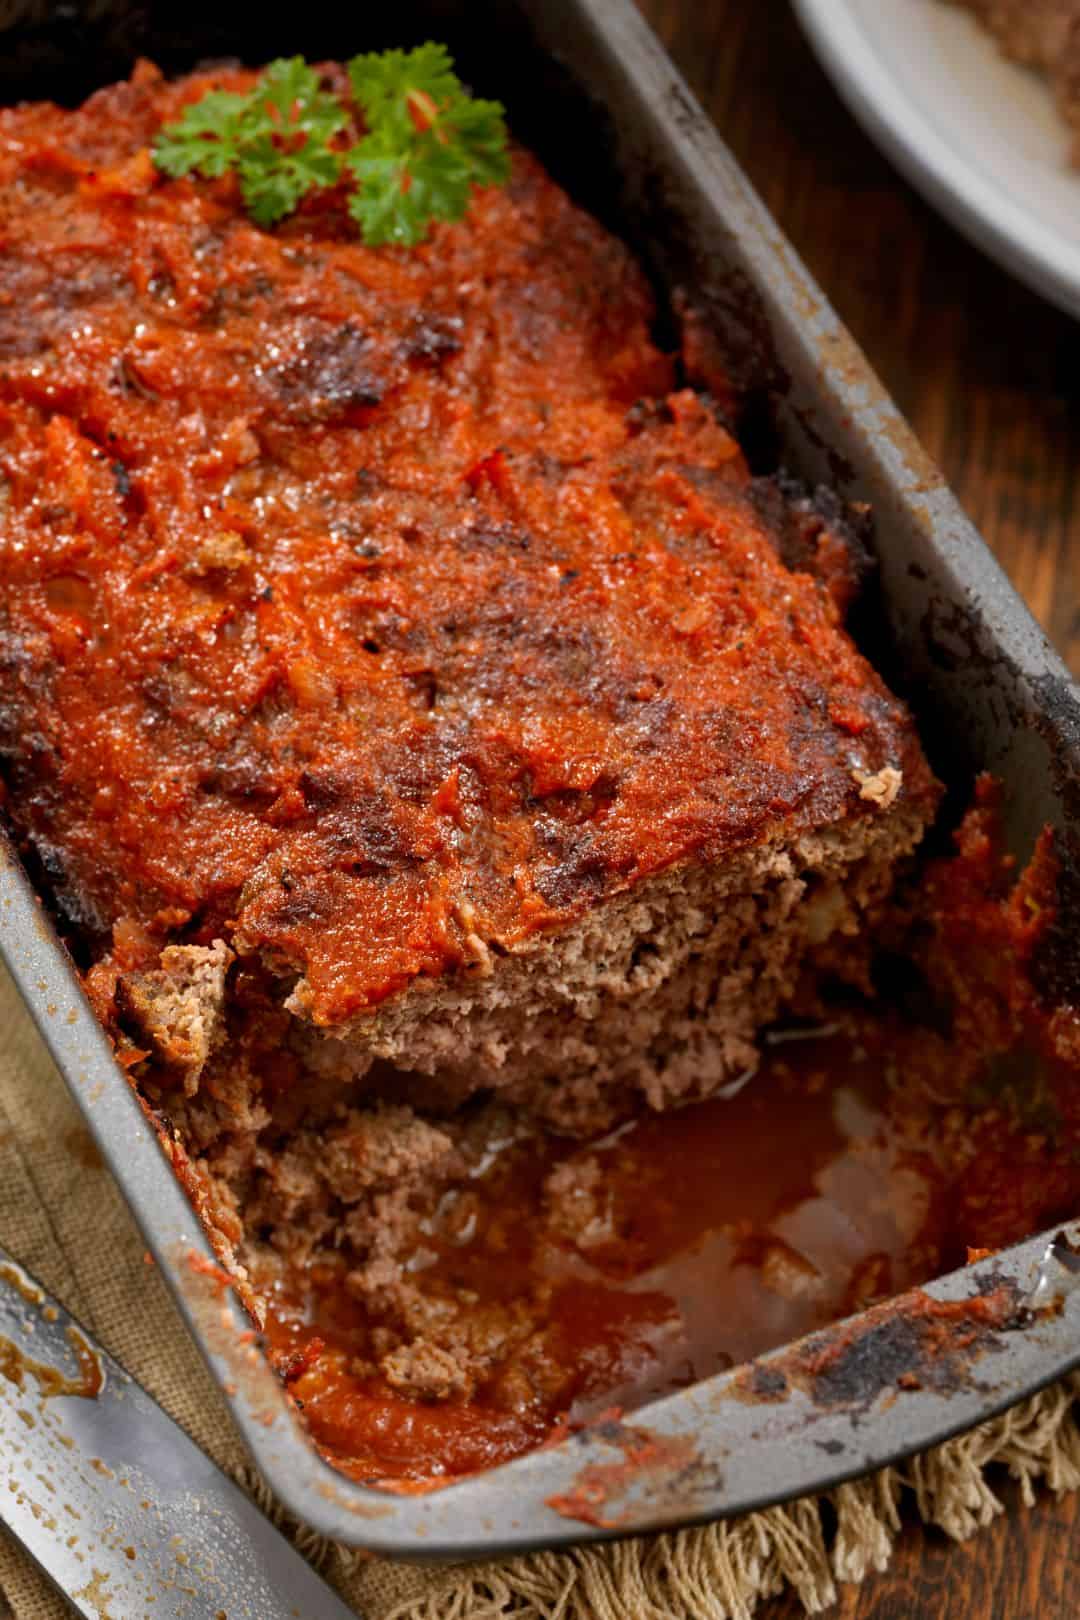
[
  {"xmin": 949, "ymin": 1, "xmax": 1080, "ymax": 158},
  {"xmin": 0, "ymin": 51, "xmax": 1075, "ymax": 1487}
]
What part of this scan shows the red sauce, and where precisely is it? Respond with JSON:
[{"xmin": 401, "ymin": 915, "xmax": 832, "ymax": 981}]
[{"xmin": 0, "ymin": 63, "xmax": 935, "ymax": 1023}]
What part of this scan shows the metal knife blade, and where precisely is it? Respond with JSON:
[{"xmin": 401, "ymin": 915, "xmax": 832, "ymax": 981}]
[{"xmin": 0, "ymin": 1246, "xmax": 359, "ymax": 1620}]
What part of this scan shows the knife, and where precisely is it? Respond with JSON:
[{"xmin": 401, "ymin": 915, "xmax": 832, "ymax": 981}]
[{"xmin": 0, "ymin": 1246, "xmax": 359, "ymax": 1619}]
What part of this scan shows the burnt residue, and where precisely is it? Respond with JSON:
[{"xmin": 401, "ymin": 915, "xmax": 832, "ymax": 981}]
[
  {"xmin": 546, "ymin": 1420, "xmax": 717, "ymax": 1530},
  {"xmin": 1046, "ymin": 1232, "xmax": 1080, "ymax": 1275},
  {"xmin": 750, "ymin": 471, "xmax": 874, "ymax": 616},
  {"xmin": 735, "ymin": 1362, "xmax": 789, "ymax": 1404},
  {"xmin": 806, "ymin": 1314, "xmax": 974, "ymax": 1406},
  {"xmin": 259, "ymin": 320, "xmax": 385, "ymax": 425},
  {"xmin": 398, "ymin": 312, "xmax": 464, "ymax": 366},
  {"xmin": 732, "ymin": 1282, "xmax": 1028, "ymax": 1417},
  {"xmin": 670, "ymin": 275, "xmax": 786, "ymax": 471},
  {"xmin": 788, "ymin": 402, "xmax": 857, "ymax": 492}
]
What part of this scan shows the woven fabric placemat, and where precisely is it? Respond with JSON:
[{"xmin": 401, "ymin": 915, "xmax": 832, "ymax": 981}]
[{"xmin": 2, "ymin": 961, "xmax": 1079, "ymax": 1620}]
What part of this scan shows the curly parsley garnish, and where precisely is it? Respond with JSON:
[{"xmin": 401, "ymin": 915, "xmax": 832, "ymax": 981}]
[{"xmin": 153, "ymin": 45, "xmax": 510, "ymax": 245}]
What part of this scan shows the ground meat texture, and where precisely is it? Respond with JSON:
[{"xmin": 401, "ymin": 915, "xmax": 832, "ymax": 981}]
[
  {"xmin": 115, "ymin": 940, "xmax": 233, "ymax": 1091},
  {"xmin": 241, "ymin": 1103, "xmax": 463, "ymax": 1274},
  {"xmin": 543, "ymin": 1156, "xmax": 615, "ymax": 1249},
  {"xmin": 380, "ymin": 1339, "xmax": 473, "ymax": 1402}
]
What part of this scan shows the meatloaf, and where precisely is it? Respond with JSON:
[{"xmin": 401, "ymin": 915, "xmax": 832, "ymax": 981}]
[{"xmin": 0, "ymin": 64, "xmax": 940, "ymax": 1454}]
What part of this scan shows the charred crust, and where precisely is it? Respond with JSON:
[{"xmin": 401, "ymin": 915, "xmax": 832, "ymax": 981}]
[{"xmin": 750, "ymin": 472, "xmax": 875, "ymax": 615}]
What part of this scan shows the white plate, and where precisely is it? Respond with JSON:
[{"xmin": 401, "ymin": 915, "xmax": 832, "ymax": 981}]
[{"xmin": 792, "ymin": 0, "xmax": 1080, "ymax": 318}]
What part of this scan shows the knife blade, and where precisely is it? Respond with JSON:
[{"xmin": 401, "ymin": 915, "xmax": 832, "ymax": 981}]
[{"xmin": 0, "ymin": 1246, "xmax": 359, "ymax": 1619}]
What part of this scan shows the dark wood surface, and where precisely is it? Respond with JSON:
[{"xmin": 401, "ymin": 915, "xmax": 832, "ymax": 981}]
[
  {"xmin": 634, "ymin": 2, "xmax": 1080, "ymax": 1615},
  {"xmin": 639, "ymin": 0, "xmax": 1080, "ymax": 680}
]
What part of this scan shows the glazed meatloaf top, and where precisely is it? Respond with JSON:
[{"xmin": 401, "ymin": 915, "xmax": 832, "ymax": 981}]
[{"xmin": 0, "ymin": 63, "xmax": 936, "ymax": 1028}]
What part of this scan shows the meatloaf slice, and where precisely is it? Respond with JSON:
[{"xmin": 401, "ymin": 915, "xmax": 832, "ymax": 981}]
[{"xmin": 293, "ymin": 809, "xmax": 926, "ymax": 1135}]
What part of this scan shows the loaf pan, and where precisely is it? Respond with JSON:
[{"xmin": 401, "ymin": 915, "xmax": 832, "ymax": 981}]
[{"xmin": 2, "ymin": 0, "xmax": 1080, "ymax": 1557}]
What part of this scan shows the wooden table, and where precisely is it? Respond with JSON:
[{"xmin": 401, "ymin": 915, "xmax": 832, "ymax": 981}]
[{"xmin": 635, "ymin": 1, "xmax": 1080, "ymax": 1614}]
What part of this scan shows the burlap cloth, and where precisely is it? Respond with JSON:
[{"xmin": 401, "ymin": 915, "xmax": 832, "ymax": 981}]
[{"xmin": 2, "ymin": 963, "xmax": 1079, "ymax": 1619}]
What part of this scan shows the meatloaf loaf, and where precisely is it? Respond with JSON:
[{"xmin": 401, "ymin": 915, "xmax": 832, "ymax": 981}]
[{"xmin": 0, "ymin": 68, "xmax": 937, "ymax": 1239}]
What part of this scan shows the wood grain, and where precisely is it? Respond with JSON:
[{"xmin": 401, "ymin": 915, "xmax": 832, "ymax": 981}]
[
  {"xmin": 633, "ymin": 0, "xmax": 1080, "ymax": 1612},
  {"xmin": 768, "ymin": 1484, "xmax": 1080, "ymax": 1620},
  {"xmin": 639, "ymin": 0, "xmax": 1080, "ymax": 676}
]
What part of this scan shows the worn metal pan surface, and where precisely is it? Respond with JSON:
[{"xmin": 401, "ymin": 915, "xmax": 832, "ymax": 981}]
[{"xmin": 2, "ymin": 0, "xmax": 1080, "ymax": 1557}]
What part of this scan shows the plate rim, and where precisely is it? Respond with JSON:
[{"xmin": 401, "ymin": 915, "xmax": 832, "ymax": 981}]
[{"xmin": 792, "ymin": 0, "xmax": 1080, "ymax": 318}]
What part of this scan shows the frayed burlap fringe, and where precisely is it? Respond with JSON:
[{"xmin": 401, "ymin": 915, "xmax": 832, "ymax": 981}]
[{"xmin": 329, "ymin": 1374, "xmax": 1080, "ymax": 1620}]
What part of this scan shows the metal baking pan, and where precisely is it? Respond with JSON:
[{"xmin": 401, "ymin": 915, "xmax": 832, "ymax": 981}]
[{"xmin": 2, "ymin": 0, "xmax": 1080, "ymax": 1558}]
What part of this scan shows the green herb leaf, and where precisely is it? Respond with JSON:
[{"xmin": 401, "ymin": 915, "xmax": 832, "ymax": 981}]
[
  {"xmin": 346, "ymin": 45, "xmax": 509, "ymax": 244},
  {"xmin": 153, "ymin": 45, "xmax": 510, "ymax": 244},
  {"xmin": 442, "ymin": 96, "xmax": 512, "ymax": 191},
  {"xmin": 153, "ymin": 87, "xmax": 251, "ymax": 180},
  {"xmin": 153, "ymin": 56, "xmax": 348, "ymax": 225},
  {"xmin": 347, "ymin": 43, "xmax": 461, "ymax": 132},
  {"xmin": 343, "ymin": 135, "xmax": 421, "ymax": 246}
]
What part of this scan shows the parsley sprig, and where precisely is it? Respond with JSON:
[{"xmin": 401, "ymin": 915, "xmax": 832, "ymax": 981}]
[{"xmin": 153, "ymin": 45, "xmax": 510, "ymax": 245}]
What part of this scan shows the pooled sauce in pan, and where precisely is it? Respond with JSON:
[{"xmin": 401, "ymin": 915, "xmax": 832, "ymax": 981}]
[{"xmin": 263, "ymin": 1026, "xmax": 1080, "ymax": 1484}]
